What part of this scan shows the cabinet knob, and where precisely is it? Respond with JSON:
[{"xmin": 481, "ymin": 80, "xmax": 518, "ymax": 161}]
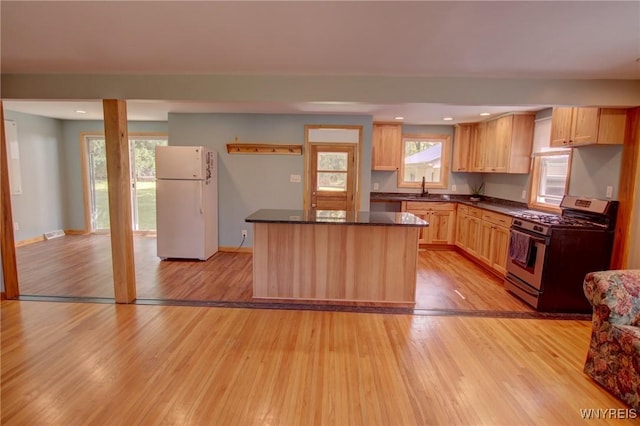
[{"xmin": 491, "ymin": 168, "xmax": 496, "ymax": 171}]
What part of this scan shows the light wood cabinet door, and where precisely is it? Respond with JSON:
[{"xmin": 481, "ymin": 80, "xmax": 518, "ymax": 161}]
[
  {"xmin": 372, "ymin": 123, "xmax": 401, "ymax": 171},
  {"xmin": 571, "ymin": 108, "xmax": 600, "ymax": 146},
  {"xmin": 429, "ymin": 210, "xmax": 455, "ymax": 244},
  {"xmin": 478, "ymin": 221, "xmax": 493, "ymax": 265},
  {"xmin": 470, "ymin": 122, "xmax": 487, "ymax": 172},
  {"xmin": 455, "ymin": 212, "xmax": 468, "ymax": 248},
  {"xmin": 486, "ymin": 115, "xmax": 512, "ymax": 172},
  {"xmin": 466, "ymin": 216, "xmax": 482, "ymax": 256},
  {"xmin": 597, "ymin": 108, "xmax": 627, "ymax": 145},
  {"xmin": 413, "ymin": 211, "xmax": 429, "ymax": 244},
  {"xmin": 508, "ymin": 114, "xmax": 535, "ymax": 173},
  {"xmin": 550, "ymin": 107, "xmax": 574, "ymax": 147},
  {"xmin": 452, "ymin": 124, "xmax": 474, "ymax": 172},
  {"xmin": 490, "ymin": 225, "xmax": 510, "ymax": 275}
]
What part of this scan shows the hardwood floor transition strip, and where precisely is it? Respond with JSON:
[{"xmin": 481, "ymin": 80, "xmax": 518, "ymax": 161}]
[
  {"xmin": 16, "ymin": 295, "xmax": 590, "ymax": 320},
  {"xmin": 17, "ymin": 295, "xmax": 115, "ymax": 304}
]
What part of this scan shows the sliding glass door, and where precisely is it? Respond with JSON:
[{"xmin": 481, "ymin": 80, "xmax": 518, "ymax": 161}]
[{"xmin": 84, "ymin": 135, "xmax": 168, "ymax": 232}]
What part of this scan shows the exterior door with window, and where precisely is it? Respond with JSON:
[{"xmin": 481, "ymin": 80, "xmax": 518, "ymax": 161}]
[{"xmin": 308, "ymin": 144, "xmax": 356, "ymax": 211}]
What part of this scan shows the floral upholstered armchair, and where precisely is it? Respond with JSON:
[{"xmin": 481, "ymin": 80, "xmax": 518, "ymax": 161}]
[{"xmin": 583, "ymin": 270, "xmax": 640, "ymax": 409}]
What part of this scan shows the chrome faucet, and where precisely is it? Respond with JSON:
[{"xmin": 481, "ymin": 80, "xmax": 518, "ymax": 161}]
[{"xmin": 421, "ymin": 176, "xmax": 428, "ymax": 196}]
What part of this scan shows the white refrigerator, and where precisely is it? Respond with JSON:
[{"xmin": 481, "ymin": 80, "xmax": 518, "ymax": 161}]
[{"xmin": 155, "ymin": 146, "xmax": 218, "ymax": 260}]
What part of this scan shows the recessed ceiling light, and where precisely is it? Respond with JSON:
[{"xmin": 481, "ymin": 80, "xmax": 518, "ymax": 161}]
[
  {"xmin": 394, "ymin": 116, "xmax": 404, "ymax": 120},
  {"xmin": 75, "ymin": 109, "xmax": 87, "ymax": 114},
  {"xmin": 443, "ymin": 117, "xmax": 453, "ymax": 121},
  {"xmin": 480, "ymin": 112, "xmax": 491, "ymax": 116}
]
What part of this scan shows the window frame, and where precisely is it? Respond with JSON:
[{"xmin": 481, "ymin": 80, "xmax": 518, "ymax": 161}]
[
  {"xmin": 397, "ymin": 133, "xmax": 451, "ymax": 189},
  {"xmin": 528, "ymin": 149, "xmax": 572, "ymax": 213}
]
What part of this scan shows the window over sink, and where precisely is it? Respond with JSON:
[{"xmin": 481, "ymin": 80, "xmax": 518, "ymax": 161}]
[{"xmin": 397, "ymin": 133, "xmax": 450, "ymax": 189}]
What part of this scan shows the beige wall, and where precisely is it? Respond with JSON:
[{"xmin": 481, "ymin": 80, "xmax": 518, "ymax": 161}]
[{"xmin": 3, "ymin": 75, "xmax": 640, "ymax": 107}]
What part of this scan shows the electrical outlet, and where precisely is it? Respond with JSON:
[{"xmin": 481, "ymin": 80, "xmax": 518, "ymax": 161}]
[
  {"xmin": 521, "ymin": 190, "xmax": 526, "ymax": 200},
  {"xmin": 290, "ymin": 174, "xmax": 301, "ymax": 183},
  {"xmin": 13, "ymin": 222, "xmax": 19, "ymax": 231},
  {"xmin": 451, "ymin": 184, "xmax": 457, "ymax": 192},
  {"xmin": 242, "ymin": 229, "xmax": 248, "ymax": 238},
  {"xmin": 373, "ymin": 182, "xmax": 379, "ymax": 190},
  {"xmin": 606, "ymin": 186, "xmax": 613, "ymax": 198}
]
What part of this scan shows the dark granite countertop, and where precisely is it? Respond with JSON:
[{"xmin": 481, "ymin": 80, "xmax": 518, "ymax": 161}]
[
  {"xmin": 246, "ymin": 209, "xmax": 428, "ymax": 227},
  {"xmin": 369, "ymin": 192, "xmax": 548, "ymax": 217}
]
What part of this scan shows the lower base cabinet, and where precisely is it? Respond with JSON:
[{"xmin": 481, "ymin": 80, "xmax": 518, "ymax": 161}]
[
  {"xmin": 402, "ymin": 202, "xmax": 456, "ymax": 245},
  {"xmin": 403, "ymin": 201, "xmax": 511, "ymax": 276},
  {"xmin": 490, "ymin": 225, "xmax": 510, "ymax": 275},
  {"xmin": 456, "ymin": 205, "xmax": 511, "ymax": 276}
]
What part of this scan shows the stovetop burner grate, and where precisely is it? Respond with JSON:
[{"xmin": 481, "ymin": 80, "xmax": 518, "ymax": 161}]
[{"xmin": 513, "ymin": 212, "xmax": 606, "ymax": 228}]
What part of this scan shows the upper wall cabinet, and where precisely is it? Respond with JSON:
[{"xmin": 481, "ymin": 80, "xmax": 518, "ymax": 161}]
[
  {"xmin": 371, "ymin": 122, "xmax": 402, "ymax": 171},
  {"xmin": 452, "ymin": 123, "xmax": 474, "ymax": 172},
  {"xmin": 550, "ymin": 107, "xmax": 627, "ymax": 147},
  {"xmin": 462, "ymin": 113, "xmax": 534, "ymax": 174}
]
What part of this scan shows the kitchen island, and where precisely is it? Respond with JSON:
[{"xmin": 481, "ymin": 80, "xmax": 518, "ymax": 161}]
[{"xmin": 245, "ymin": 209, "xmax": 427, "ymax": 304}]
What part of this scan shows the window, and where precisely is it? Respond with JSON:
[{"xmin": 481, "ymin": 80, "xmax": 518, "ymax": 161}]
[
  {"xmin": 397, "ymin": 134, "xmax": 450, "ymax": 188},
  {"xmin": 528, "ymin": 116, "xmax": 571, "ymax": 212},
  {"xmin": 529, "ymin": 151, "xmax": 572, "ymax": 212},
  {"xmin": 316, "ymin": 152, "xmax": 348, "ymax": 192}
]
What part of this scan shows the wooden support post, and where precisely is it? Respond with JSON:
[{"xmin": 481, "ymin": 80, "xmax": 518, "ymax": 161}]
[
  {"xmin": 612, "ymin": 107, "xmax": 640, "ymax": 268},
  {"xmin": 103, "ymin": 99, "xmax": 136, "ymax": 303},
  {"xmin": 0, "ymin": 102, "xmax": 19, "ymax": 299}
]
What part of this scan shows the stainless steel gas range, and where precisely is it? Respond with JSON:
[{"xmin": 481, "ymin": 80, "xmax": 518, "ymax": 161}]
[{"xmin": 504, "ymin": 195, "xmax": 618, "ymax": 312}]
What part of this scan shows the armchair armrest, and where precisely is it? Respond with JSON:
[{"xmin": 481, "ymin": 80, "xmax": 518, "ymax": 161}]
[{"xmin": 583, "ymin": 270, "xmax": 640, "ymax": 326}]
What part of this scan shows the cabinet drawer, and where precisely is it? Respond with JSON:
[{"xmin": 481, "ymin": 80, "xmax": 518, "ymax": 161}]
[
  {"xmin": 405, "ymin": 201, "xmax": 455, "ymax": 211},
  {"xmin": 482, "ymin": 211, "xmax": 512, "ymax": 228},
  {"xmin": 468, "ymin": 206, "xmax": 483, "ymax": 219},
  {"xmin": 458, "ymin": 204, "xmax": 469, "ymax": 215}
]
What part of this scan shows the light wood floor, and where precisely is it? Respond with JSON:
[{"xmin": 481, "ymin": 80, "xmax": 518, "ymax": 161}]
[
  {"xmin": 15, "ymin": 235, "xmax": 531, "ymax": 312},
  {"xmin": 0, "ymin": 300, "xmax": 627, "ymax": 425}
]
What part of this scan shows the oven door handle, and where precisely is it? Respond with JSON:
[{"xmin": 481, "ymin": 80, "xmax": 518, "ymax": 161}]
[{"xmin": 510, "ymin": 228, "xmax": 548, "ymax": 245}]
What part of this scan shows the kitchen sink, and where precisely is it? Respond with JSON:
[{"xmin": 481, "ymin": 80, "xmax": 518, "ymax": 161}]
[{"xmin": 414, "ymin": 194, "xmax": 451, "ymax": 201}]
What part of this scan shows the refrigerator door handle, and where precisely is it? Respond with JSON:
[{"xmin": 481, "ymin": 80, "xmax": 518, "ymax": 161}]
[{"xmin": 199, "ymin": 186, "xmax": 203, "ymax": 215}]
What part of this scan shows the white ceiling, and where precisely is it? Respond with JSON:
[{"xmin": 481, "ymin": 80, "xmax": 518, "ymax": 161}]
[{"xmin": 1, "ymin": 1, "xmax": 639, "ymax": 124}]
